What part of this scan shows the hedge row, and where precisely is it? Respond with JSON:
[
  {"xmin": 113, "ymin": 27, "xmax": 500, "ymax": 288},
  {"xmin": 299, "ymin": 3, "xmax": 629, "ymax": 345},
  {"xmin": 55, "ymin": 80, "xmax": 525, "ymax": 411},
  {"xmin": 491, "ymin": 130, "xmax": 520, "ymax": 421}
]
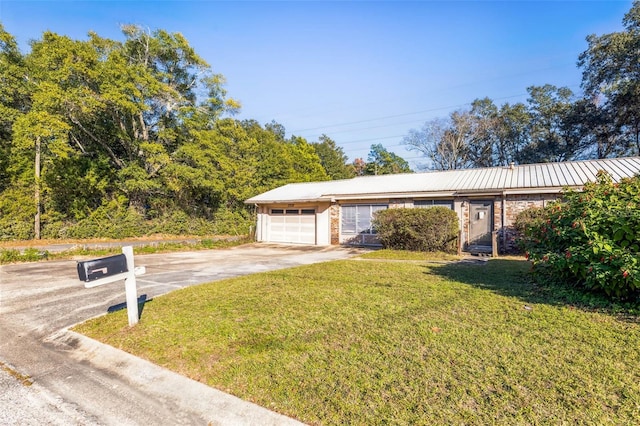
[
  {"xmin": 372, "ymin": 207, "xmax": 459, "ymax": 252},
  {"xmin": 0, "ymin": 197, "xmax": 252, "ymax": 240}
]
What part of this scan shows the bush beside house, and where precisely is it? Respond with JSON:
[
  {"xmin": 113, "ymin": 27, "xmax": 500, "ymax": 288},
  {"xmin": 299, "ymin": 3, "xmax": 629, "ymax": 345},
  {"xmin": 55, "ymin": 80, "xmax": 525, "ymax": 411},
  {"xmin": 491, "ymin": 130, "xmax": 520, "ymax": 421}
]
[
  {"xmin": 373, "ymin": 207, "xmax": 459, "ymax": 253},
  {"xmin": 518, "ymin": 172, "xmax": 640, "ymax": 299}
]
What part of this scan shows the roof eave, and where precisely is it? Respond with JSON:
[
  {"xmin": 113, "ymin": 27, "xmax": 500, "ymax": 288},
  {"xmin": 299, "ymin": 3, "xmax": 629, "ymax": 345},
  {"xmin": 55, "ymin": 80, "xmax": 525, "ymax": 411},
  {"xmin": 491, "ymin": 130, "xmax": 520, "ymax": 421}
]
[
  {"xmin": 246, "ymin": 186, "xmax": 585, "ymax": 204},
  {"xmin": 245, "ymin": 197, "xmax": 333, "ymax": 205}
]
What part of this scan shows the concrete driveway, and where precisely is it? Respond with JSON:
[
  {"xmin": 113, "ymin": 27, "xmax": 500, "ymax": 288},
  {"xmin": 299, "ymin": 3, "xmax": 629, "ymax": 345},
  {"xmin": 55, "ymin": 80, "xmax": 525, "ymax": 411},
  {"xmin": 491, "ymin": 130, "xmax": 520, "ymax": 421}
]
[{"xmin": 0, "ymin": 244, "xmax": 365, "ymax": 425}]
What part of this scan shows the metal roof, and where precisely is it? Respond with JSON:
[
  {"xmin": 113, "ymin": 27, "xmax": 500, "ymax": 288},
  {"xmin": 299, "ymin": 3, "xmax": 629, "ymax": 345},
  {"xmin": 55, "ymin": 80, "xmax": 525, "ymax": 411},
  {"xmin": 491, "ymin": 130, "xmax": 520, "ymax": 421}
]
[{"xmin": 245, "ymin": 157, "xmax": 640, "ymax": 204}]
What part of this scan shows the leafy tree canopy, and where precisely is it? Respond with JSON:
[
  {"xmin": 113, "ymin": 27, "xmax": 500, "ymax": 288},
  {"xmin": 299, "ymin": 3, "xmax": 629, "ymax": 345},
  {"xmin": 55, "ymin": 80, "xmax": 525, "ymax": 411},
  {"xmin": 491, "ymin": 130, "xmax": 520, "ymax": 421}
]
[
  {"xmin": 364, "ymin": 144, "xmax": 412, "ymax": 175},
  {"xmin": 0, "ymin": 25, "xmax": 349, "ymax": 240}
]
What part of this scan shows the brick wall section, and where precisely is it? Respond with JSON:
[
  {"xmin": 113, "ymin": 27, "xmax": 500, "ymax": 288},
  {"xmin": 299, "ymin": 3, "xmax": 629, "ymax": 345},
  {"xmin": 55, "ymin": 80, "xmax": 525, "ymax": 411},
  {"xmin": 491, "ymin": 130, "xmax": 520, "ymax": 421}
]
[
  {"xmin": 502, "ymin": 194, "xmax": 558, "ymax": 253},
  {"xmin": 330, "ymin": 203, "xmax": 340, "ymax": 245},
  {"xmin": 494, "ymin": 199, "xmax": 503, "ymax": 253},
  {"xmin": 461, "ymin": 198, "xmax": 470, "ymax": 247}
]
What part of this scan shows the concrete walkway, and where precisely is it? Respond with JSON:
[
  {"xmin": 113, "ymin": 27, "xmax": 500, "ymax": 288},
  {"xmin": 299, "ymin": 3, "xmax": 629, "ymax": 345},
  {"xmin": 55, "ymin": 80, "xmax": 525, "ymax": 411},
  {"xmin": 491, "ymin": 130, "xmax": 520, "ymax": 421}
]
[{"xmin": 0, "ymin": 244, "xmax": 365, "ymax": 425}]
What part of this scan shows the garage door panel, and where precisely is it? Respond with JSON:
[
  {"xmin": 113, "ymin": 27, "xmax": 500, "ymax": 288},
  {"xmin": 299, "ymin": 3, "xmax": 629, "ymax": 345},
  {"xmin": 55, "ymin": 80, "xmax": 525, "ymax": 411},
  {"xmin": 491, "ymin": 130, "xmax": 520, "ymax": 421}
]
[{"xmin": 268, "ymin": 210, "xmax": 316, "ymax": 244}]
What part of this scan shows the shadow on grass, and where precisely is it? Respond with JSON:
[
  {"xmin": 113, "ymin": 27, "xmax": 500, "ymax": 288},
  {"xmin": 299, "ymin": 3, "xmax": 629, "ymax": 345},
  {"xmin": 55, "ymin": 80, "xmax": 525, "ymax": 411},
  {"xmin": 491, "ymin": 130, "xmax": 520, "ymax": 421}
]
[
  {"xmin": 426, "ymin": 258, "xmax": 640, "ymax": 321},
  {"xmin": 107, "ymin": 294, "xmax": 151, "ymax": 319}
]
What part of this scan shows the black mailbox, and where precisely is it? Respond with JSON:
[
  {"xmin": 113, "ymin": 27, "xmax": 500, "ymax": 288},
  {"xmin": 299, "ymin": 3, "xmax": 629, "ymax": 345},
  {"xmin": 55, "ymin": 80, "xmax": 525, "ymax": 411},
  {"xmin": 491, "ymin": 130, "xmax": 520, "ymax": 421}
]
[{"xmin": 77, "ymin": 254, "xmax": 128, "ymax": 282}]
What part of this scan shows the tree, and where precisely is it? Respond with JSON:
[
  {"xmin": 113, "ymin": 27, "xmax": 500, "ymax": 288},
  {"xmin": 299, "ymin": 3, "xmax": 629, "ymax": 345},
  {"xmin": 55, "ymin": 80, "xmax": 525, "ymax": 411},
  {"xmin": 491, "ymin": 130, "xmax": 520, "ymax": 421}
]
[
  {"xmin": 12, "ymin": 31, "xmax": 90, "ymax": 238},
  {"xmin": 404, "ymin": 99, "xmax": 534, "ymax": 170},
  {"xmin": 0, "ymin": 25, "xmax": 35, "ymax": 239},
  {"xmin": 105, "ymin": 25, "xmax": 239, "ymax": 211},
  {"xmin": 0, "ymin": 25, "xmax": 368, "ymax": 240},
  {"xmin": 404, "ymin": 118, "xmax": 444, "ymax": 170},
  {"xmin": 364, "ymin": 144, "xmax": 412, "ymax": 175},
  {"xmin": 494, "ymin": 102, "xmax": 531, "ymax": 165},
  {"xmin": 519, "ymin": 85, "xmax": 578, "ymax": 163},
  {"xmin": 288, "ymin": 136, "xmax": 330, "ymax": 182},
  {"xmin": 0, "ymin": 24, "xmax": 29, "ymax": 192},
  {"xmin": 466, "ymin": 98, "xmax": 499, "ymax": 167},
  {"xmin": 352, "ymin": 158, "xmax": 366, "ymax": 176},
  {"xmin": 578, "ymin": 0, "xmax": 640, "ymax": 156},
  {"xmin": 0, "ymin": 25, "xmax": 247, "ymax": 239},
  {"xmin": 403, "ymin": 114, "xmax": 470, "ymax": 171},
  {"xmin": 264, "ymin": 120, "xmax": 286, "ymax": 141},
  {"xmin": 311, "ymin": 135, "xmax": 355, "ymax": 180}
]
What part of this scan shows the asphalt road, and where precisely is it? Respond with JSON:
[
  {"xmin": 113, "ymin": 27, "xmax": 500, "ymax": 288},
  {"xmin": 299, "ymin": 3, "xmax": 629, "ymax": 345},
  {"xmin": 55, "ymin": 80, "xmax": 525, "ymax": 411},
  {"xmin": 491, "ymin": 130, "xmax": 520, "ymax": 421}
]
[{"xmin": 0, "ymin": 244, "xmax": 365, "ymax": 425}]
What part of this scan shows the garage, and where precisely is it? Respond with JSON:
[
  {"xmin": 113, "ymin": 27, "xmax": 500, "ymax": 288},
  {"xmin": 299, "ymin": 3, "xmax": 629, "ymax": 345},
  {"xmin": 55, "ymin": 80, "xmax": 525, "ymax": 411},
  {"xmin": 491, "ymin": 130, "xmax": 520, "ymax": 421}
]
[{"xmin": 267, "ymin": 208, "xmax": 316, "ymax": 244}]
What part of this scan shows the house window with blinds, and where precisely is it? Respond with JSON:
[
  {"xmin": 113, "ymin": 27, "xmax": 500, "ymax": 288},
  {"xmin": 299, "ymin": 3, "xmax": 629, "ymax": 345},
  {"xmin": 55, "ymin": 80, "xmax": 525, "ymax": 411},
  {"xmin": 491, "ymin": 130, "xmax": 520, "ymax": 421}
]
[{"xmin": 341, "ymin": 204, "xmax": 388, "ymax": 235}]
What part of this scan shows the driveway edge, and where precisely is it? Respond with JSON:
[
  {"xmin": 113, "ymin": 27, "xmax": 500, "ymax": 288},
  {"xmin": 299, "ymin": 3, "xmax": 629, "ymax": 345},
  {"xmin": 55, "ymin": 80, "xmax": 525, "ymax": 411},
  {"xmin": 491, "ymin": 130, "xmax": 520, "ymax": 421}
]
[{"xmin": 47, "ymin": 328, "xmax": 305, "ymax": 426}]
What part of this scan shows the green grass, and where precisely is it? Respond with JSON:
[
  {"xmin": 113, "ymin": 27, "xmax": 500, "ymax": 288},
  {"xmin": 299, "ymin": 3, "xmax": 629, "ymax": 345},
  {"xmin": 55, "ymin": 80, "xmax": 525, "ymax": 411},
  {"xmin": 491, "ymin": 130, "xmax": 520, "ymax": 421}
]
[
  {"xmin": 359, "ymin": 248, "xmax": 461, "ymax": 262},
  {"xmin": 75, "ymin": 255, "xmax": 640, "ymax": 425}
]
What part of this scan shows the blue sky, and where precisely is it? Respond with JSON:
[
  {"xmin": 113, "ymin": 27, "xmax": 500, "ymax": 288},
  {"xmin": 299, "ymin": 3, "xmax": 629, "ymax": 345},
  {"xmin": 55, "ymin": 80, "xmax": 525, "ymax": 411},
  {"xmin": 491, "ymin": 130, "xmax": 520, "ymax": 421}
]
[{"xmin": 0, "ymin": 0, "xmax": 633, "ymax": 169}]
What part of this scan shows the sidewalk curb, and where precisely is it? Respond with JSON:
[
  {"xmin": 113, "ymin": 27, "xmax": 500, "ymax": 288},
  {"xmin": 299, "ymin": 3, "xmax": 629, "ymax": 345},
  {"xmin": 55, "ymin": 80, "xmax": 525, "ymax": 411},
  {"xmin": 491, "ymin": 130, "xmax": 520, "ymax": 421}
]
[{"xmin": 46, "ymin": 328, "xmax": 305, "ymax": 426}]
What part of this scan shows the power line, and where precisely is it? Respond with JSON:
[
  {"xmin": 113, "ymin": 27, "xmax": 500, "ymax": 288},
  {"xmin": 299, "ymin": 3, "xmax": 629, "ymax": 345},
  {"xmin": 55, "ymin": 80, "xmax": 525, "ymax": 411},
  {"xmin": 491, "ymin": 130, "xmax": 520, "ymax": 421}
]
[
  {"xmin": 310, "ymin": 83, "xmax": 584, "ymax": 148},
  {"xmin": 290, "ymin": 86, "xmax": 582, "ymax": 136}
]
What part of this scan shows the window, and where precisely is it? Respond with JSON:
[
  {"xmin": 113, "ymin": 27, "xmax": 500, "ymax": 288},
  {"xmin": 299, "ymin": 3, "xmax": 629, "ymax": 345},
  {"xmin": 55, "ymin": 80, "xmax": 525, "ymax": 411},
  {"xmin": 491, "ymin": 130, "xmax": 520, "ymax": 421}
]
[
  {"xmin": 271, "ymin": 208, "xmax": 316, "ymax": 215},
  {"xmin": 414, "ymin": 200, "xmax": 453, "ymax": 209},
  {"xmin": 341, "ymin": 204, "xmax": 387, "ymax": 234}
]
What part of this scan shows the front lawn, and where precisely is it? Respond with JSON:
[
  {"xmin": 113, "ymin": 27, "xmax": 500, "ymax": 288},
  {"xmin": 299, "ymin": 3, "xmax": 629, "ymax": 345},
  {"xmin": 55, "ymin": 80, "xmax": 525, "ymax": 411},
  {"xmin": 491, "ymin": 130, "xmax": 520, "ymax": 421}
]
[{"xmin": 74, "ymin": 255, "xmax": 640, "ymax": 425}]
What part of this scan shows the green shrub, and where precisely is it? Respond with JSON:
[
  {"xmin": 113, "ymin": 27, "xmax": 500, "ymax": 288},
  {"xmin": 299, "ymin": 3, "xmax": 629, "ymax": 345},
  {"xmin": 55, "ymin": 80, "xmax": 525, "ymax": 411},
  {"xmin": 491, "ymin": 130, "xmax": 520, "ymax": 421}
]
[
  {"xmin": 211, "ymin": 208, "xmax": 252, "ymax": 235},
  {"xmin": 373, "ymin": 207, "xmax": 459, "ymax": 252},
  {"xmin": 0, "ymin": 219, "xmax": 34, "ymax": 241},
  {"xmin": 147, "ymin": 208, "xmax": 251, "ymax": 236},
  {"xmin": 21, "ymin": 248, "xmax": 48, "ymax": 261},
  {"xmin": 512, "ymin": 206, "xmax": 547, "ymax": 253},
  {"xmin": 514, "ymin": 206, "xmax": 547, "ymax": 237},
  {"xmin": 0, "ymin": 249, "xmax": 21, "ymax": 263},
  {"xmin": 59, "ymin": 197, "xmax": 149, "ymax": 239},
  {"xmin": 520, "ymin": 171, "xmax": 640, "ymax": 299},
  {"xmin": 0, "ymin": 187, "xmax": 252, "ymax": 240},
  {"xmin": 0, "ymin": 248, "xmax": 48, "ymax": 264},
  {"xmin": 149, "ymin": 210, "xmax": 212, "ymax": 236},
  {"xmin": 0, "ymin": 186, "xmax": 35, "ymax": 240}
]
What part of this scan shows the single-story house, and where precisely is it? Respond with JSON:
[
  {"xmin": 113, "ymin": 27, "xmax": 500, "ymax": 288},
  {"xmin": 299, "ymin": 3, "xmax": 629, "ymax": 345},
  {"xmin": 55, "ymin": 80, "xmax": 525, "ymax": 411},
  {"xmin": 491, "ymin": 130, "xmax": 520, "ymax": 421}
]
[{"xmin": 245, "ymin": 156, "xmax": 640, "ymax": 254}]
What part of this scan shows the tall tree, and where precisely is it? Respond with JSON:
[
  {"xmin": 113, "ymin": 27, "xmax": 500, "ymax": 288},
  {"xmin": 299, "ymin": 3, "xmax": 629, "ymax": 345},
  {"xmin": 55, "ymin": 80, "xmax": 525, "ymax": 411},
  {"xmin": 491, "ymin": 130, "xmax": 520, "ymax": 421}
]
[
  {"xmin": 288, "ymin": 136, "xmax": 330, "ymax": 182},
  {"xmin": 0, "ymin": 25, "xmax": 29, "ymax": 192},
  {"xmin": 578, "ymin": 0, "xmax": 640, "ymax": 156},
  {"xmin": 519, "ymin": 85, "xmax": 577, "ymax": 163},
  {"xmin": 364, "ymin": 144, "xmax": 412, "ymax": 175},
  {"xmin": 465, "ymin": 98, "xmax": 499, "ymax": 167},
  {"xmin": 494, "ymin": 102, "xmax": 531, "ymax": 165},
  {"xmin": 0, "ymin": 25, "xmax": 242, "ymax": 238},
  {"xmin": 403, "ymin": 114, "xmax": 471, "ymax": 171},
  {"xmin": 12, "ymin": 32, "xmax": 89, "ymax": 238},
  {"xmin": 311, "ymin": 134, "xmax": 355, "ymax": 180}
]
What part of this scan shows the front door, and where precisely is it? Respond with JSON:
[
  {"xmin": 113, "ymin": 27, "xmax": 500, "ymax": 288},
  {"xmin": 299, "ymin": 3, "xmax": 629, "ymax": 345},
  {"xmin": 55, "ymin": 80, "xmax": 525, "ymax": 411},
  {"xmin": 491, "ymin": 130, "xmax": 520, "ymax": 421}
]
[{"xmin": 469, "ymin": 201, "xmax": 493, "ymax": 247}]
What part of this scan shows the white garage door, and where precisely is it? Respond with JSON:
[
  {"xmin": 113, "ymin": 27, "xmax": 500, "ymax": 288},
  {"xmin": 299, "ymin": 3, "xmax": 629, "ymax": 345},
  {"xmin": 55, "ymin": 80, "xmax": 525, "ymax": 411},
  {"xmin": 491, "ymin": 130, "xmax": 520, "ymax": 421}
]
[{"xmin": 268, "ymin": 208, "xmax": 316, "ymax": 244}]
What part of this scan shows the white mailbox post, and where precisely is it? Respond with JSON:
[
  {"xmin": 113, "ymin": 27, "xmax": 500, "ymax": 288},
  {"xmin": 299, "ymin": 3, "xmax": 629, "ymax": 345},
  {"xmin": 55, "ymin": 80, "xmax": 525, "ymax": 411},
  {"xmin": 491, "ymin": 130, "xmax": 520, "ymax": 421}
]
[{"xmin": 77, "ymin": 246, "xmax": 145, "ymax": 326}]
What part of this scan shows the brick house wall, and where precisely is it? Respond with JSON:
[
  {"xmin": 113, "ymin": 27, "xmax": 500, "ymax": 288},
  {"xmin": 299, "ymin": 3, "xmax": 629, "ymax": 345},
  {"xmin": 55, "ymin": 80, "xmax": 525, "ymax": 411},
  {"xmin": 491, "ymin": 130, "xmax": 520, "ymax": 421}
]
[
  {"xmin": 500, "ymin": 194, "xmax": 558, "ymax": 253},
  {"xmin": 330, "ymin": 203, "xmax": 340, "ymax": 245},
  {"xmin": 328, "ymin": 193, "xmax": 561, "ymax": 253}
]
